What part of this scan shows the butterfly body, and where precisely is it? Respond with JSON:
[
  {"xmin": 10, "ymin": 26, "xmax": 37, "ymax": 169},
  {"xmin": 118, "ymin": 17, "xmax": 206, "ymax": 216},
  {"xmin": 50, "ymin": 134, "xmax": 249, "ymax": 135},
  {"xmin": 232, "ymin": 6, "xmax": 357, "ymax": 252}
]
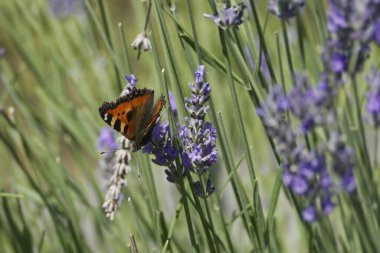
[{"xmin": 99, "ymin": 87, "xmax": 165, "ymax": 150}]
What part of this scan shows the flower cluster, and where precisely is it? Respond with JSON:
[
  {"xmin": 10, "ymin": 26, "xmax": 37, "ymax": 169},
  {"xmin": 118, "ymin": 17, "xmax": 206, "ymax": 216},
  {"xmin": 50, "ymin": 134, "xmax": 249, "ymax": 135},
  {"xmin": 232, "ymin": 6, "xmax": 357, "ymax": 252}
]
[
  {"xmin": 365, "ymin": 67, "xmax": 380, "ymax": 127},
  {"xmin": 142, "ymin": 121, "xmax": 181, "ymax": 183},
  {"xmin": 204, "ymin": 3, "xmax": 246, "ymax": 29},
  {"xmin": 142, "ymin": 121, "xmax": 178, "ymax": 166},
  {"xmin": 322, "ymin": 0, "xmax": 380, "ymax": 75},
  {"xmin": 258, "ymin": 74, "xmax": 356, "ymax": 222},
  {"xmin": 286, "ymin": 75, "xmax": 334, "ymax": 133},
  {"xmin": 179, "ymin": 65, "xmax": 217, "ymax": 197},
  {"xmin": 268, "ymin": 0, "xmax": 305, "ymax": 19}
]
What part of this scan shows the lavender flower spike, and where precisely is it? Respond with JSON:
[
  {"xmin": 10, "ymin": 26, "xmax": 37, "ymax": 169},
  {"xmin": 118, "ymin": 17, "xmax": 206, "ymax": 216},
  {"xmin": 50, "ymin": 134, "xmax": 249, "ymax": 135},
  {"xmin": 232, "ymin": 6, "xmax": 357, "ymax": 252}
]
[
  {"xmin": 258, "ymin": 74, "xmax": 356, "ymax": 222},
  {"xmin": 204, "ymin": 3, "xmax": 246, "ymax": 29},
  {"xmin": 180, "ymin": 65, "xmax": 217, "ymax": 196}
]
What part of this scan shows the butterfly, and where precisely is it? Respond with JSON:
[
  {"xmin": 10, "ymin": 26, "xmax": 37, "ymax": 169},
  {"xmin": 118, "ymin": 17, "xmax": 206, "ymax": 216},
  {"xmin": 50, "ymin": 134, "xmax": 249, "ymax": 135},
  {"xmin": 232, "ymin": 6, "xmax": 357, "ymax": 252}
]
[{"xmin": 99, "ymin": 87, "xmax": 165, "ymax": 151}]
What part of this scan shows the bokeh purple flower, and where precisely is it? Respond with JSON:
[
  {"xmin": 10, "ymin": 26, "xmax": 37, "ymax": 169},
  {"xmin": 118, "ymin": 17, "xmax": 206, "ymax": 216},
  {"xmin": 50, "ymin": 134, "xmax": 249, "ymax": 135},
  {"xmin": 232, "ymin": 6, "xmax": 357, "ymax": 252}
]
[
  {"xmin": 204, "ymin": 3, "xmax": 246, "ymax": 29},
  {"xmin": 258, "ymin": 74, "xmax": 356, "ymax": 222},
  {"xmin": 169, "ymin": 91, "xmax": 177, "ymax": 115},
  {"xmin": 49, "ymin": 0, "xmax": 85, "ymax": 18},
  {"xmin": 373, "ymin": 19, "xmax": 380, "ymax": 44},
  {"xmin": 302, "ymin": 205, "xmax": 317, "ymax": 222},
  {"xmin": 98, "ymin": 127, "xmax": 118, "ymax": 160},
  {"xmin": 365, "ymin": 67, "xmax": 380, "ymax": 127},
  {"xmin": 322, "ymin": 0, "xmax": 380, "ymax": 75}
]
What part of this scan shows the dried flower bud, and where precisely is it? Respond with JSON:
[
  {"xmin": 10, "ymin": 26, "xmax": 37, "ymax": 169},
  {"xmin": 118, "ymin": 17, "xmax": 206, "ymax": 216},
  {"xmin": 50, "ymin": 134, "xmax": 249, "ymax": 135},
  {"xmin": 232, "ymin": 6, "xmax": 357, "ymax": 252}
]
[{"xmin": 131, "ymin": 32, "xmax": 152, "ymax": 51}]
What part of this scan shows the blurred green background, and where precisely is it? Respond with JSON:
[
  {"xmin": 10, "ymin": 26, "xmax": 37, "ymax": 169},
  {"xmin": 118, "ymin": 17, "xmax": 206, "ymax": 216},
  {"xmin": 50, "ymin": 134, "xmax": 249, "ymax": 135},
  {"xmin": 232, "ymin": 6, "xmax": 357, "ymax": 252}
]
[{"xmin": 0, "ymin": 0, "xmax": 349, "ymax": 252}]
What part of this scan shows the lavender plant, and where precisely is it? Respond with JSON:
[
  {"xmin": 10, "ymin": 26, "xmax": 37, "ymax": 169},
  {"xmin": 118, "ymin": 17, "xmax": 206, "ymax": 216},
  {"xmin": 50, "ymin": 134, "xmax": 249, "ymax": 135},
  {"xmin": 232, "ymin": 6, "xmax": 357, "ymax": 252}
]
[
  {"xmin": 179, "ymin": 65, "xmax": 217, "ymax": 197},
  {"xmin": 258, "ymin": 74, "xmax": 356, "ymax": 222},
  {"xmin": 142, "ymin": 65, "xmax": 217, "ymax": 196}
]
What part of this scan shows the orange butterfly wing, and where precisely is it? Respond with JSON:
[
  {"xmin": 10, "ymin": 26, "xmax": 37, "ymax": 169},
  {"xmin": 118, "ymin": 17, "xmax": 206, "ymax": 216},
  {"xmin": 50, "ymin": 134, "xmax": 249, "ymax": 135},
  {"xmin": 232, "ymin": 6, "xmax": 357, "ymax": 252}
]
[
  {"xmin": 143, "ymin": 95, "xmax": 165, "ymax": 135},
  {"xmin": 99, "ymin": 88, "xmax": 165, "ymax": 150}
]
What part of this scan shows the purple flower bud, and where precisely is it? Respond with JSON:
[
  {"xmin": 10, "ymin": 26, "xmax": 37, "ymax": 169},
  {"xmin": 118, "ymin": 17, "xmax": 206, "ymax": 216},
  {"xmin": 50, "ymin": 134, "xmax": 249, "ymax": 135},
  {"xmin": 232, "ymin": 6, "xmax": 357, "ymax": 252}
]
[
  {"xmin": 331, "ymin": 53, "xmax": 348, "ymax": 73},
  {"xmin": 320, "ymin": 172, "xmax": 333, "ymax": 190},
  {"xmin": 322, "ymin": 197, "xmax": 335, "ymax": 214},
  {"xmin": 282, "ymin": 171, "xmax": 293, "ymax": 186},
  {"xmin": 125, "ymin": 74, "xmax": 138, "ymax": 87},
  {"xmin": 302, "ymin": 205, "xmax": 317, "ymax": 222},
  {"xmin": 192, "ymin": 177, "xmax": 215, "ymax": 198},
  {"xmin": 342, "ymin": 173, "xmax": 356, "ymax": 193},
  {"xmin": 291, "ymin": 175, "xmax": 309, "ymax": 195},
  {"xmin": 365, "ymin": 67, "xmax": 380, "ymax": 127},
  {"xmin": 169, "ymin": 91, "xmax": 177, "ymax": 114}
]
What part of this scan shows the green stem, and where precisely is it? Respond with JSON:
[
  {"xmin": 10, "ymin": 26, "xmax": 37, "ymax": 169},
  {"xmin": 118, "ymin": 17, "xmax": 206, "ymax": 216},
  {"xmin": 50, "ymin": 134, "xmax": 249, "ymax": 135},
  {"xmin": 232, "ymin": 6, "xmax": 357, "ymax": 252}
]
[
  {"xmin": 186, "ymin": 174, "xmax": 217, "ymax": 253},
  {"xmin": 128, "ymin": 198, "xmax": 151, "ymax": 253},
  {"xmin": 248, "ymin": 0, "xmax": 277, "ymax": 84},
  {"xmin": 351, "ymin": 75, "xmax": 372, "ymax": 175},
  {"xmin": 281, "ymin": 20, "xmax": 295, "ymax": 83},
  {"xmin": 178, "ymin": 170, "xmax": 201, "ymax": 252},
  {"xmin": 118, "ymin": 23, "xmax": 131, "ymax": 74},
  {"xmin": 96, "ymin": 0, "xmax": 122, "ymax": 90},
  {"xmin": 199, "ymin": 175, "xmax": 221, "ymax": 252},
  {"xmin": 275, "ymin": 32, "xmax": 286, "ymax": 92},
  {"xmin": 220, "ymin": 31, "xmax": 259, "ymax": 246},
  {"xmin": 375, "ymin": 129, "xmax": 379, "ymax": 169}
]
